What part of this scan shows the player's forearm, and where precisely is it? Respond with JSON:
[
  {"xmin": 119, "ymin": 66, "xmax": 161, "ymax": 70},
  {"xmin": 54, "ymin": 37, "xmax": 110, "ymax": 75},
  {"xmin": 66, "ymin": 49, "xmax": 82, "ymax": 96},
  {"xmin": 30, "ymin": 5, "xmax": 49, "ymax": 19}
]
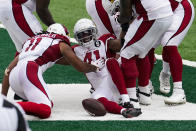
[
  {"xmin": 1, "ymin": 75, "xmax": 9, "ymax": 96},
  {"xmin": 37, "ymin": 9, "xmax": 55, "ymax": 26},
  {"xmin": 78, "ymin": 63, "xmax": 97, "ymax": 73},
  {"xmin": 1, "ymin": 57, "xmax": 18, "ymax": 96},
  {"xmin": 118, "ymin": 0, "xmax": 133, "ymax": 24}
]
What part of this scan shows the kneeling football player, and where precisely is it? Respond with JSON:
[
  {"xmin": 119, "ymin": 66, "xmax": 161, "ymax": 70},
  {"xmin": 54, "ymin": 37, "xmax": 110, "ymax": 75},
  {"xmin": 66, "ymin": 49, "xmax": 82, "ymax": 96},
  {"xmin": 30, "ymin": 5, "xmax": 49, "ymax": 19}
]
[{"xmin": 1, "ymin": 23, "xmax": 103, "ymax": 119}]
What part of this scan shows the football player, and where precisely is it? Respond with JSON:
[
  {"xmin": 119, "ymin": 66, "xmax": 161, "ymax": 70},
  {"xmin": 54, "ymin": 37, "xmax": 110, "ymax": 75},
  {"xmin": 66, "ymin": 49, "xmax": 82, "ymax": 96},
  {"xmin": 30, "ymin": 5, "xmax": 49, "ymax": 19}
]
[
  {"xmin": 0, "ymin": 94, "xmax": 31, "ymax": 131},
  {"xmin": 117, "ymin": 0, "xmax": 173, "ymax": 107},
  {"xmin": 72, "ymin": 18, "xmax": 142, "ymax": 118},
  {"xmin": 0, "ymin": 0, "xmax": 55, "ymax": 53},
  {"xmin": 86, "ymin": 0, "xmax": 121, "ymax": 38},
  {"xmin": 148, "ymin": 0, "xmax": 195, "ymax": 104},
  {"xmin": 1, "ymin": 23, "xmax": 103, "ymax": 119},
  {"xmin": 87, "ymin": 0, "xmax": 154, "ymax": 106}
]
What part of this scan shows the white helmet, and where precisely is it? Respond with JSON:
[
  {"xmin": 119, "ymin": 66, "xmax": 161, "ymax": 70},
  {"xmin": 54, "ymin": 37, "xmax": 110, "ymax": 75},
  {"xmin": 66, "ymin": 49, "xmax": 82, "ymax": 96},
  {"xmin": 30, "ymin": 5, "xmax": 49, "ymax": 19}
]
[
  {"xmin": 102, "ymin": 0, "xmax": 120, "ymax": 16},
  {"xmin": 73, "ymin": 18, "xmax": 97, "ymax": 48},
  {"xmin": 47, "ymin": 23, "xmax": 70, "ymax": 39}
]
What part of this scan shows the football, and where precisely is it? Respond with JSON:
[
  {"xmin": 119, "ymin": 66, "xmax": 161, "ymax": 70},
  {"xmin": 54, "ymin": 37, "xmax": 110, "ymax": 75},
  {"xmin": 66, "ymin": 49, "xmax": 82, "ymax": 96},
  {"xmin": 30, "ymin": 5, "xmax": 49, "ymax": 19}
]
[{"xmin": 82, "ymin": 98, "xmax": 106, "ymax": 116}]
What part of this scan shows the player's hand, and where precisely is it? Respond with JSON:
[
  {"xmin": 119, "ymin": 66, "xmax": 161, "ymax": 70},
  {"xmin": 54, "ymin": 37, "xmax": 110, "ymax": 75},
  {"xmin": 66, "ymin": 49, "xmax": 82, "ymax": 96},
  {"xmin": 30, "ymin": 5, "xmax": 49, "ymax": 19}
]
[
  {"xmin": 113, "ymin": 12, "xmax": 120, "ymax": 24},
  {"xmin": 91, "ymin": 58, "xmax": 105, "ymax": 71}
]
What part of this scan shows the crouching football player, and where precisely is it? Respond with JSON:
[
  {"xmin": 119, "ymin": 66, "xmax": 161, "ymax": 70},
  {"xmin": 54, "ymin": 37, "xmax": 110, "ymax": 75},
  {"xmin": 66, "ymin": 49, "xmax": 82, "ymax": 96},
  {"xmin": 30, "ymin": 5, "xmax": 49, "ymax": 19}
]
[{"xmin": 1, "ymin": 23, "xmax": 103, "ymax": 119}]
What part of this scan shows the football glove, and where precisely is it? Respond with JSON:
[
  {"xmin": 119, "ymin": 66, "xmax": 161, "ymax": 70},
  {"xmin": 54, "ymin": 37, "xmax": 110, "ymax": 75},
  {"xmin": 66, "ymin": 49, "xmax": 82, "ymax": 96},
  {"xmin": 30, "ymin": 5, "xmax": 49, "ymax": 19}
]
[{"xmin": 91, "ymin": 58, "xmax": 105, "ymax": 71}]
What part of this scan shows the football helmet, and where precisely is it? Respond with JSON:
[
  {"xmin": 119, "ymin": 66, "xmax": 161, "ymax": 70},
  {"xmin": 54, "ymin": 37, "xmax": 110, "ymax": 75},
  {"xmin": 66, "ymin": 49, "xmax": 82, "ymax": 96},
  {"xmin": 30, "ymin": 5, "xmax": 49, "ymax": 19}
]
[
  {"xmin": 73, "ymin": 18, "xmax": 97, "ymax": 48},
  {"xmin": 47, "ymin": 23, "xmax": 70, "ymax": 39},
  {"xmin": 102, "ymin": 0, "xmax": 120, "ymax": 16}
]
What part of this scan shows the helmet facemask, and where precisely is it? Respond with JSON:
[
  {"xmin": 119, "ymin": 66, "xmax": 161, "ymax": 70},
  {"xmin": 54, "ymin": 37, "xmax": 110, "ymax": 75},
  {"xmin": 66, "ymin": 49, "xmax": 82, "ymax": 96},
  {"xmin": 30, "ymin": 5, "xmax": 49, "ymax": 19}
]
[
  {"xmin": 74, "ymin": 18, "xmax": 98, "ymax": 49},
  {"xmin": 75, "ymin": 27, "xmax": 97, "ymax": 48}
]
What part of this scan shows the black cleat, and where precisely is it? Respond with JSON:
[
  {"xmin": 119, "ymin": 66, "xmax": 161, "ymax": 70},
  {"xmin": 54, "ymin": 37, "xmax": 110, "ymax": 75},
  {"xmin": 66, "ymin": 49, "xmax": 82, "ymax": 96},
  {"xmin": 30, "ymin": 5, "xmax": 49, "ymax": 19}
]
[
  {"xmin": 14, "ymin": 94, "xmax": 27, "ymax": 102},
  {"xmin": 121, "ymin": 102, "xmax": 134, "ymax": 108},
  {"xmin": 122, "ymin": 108, "xmax": 142, "ymax": 118}
]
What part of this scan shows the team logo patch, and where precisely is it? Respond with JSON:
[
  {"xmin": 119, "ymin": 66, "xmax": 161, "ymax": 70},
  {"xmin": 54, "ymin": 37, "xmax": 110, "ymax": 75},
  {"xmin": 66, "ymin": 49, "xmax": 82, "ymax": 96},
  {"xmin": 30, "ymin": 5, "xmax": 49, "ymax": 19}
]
[{"xmin": 94, "ymin": 41, "xmax": 101, "ymax": 47}]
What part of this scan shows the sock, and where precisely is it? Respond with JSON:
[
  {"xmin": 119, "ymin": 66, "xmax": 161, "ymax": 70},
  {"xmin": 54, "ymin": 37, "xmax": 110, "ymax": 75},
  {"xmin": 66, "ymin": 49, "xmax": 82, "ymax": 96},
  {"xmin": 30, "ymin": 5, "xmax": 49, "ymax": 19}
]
[
  {"xmin": 138, "ymin": 85, "xmax": 149, "ymax": 93},
  {"xmin": 162, "ymin": 61, "xmax": 170, "ymax": 74},
  {"xmin": 136, "ymin": 56, "xmax": 150, "ymax": 87},
  {"xmin": 127, "ymin": 87, "xmax": 137, "ymax": 99},
  {"xmin": 106, "ymin": 58, "xmax": 128, "ymax": 94},
  {"xmin": 121, "ymin": 94, "xmax": 130, "ymax": 103},
  {"xmin": 148, "ymin": 48, "xmax": 155, "ymax": 77},
  {"xmin": 173, "ymin": 82, "xmax": 182, "ymax": 89},
  {"xmin": 17, "ymin": 102, "xmax": 51, "ymax": 119},
  {"xmin": 98, "ymin": 97, "xmax": 123, "ymax": 114},
  {"xmin": 163, "ymin": 46, "xmax": 182, "ymax": 82},
  {"xmin": 121, "ymin": 57, "xmax": 138, "ymax": 87}
]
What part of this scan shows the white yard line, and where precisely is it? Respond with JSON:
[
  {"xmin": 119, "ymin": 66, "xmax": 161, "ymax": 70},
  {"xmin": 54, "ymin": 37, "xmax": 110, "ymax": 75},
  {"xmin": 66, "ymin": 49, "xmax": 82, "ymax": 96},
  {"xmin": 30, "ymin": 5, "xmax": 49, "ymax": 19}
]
[
  {"xmin": 3, "ymin": 84, "xmax": 196, "ymax": 121},
  {"xmin": 155, "ymin": 54, "xmax": 196, "ymax": 68}
]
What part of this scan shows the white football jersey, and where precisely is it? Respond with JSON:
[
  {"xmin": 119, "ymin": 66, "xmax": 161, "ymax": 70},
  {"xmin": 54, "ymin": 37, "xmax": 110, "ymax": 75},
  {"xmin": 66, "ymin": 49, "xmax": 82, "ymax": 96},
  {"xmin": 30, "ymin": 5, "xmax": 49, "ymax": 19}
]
[
  {"xmin": 23, "ymin": 0, "xmax": 36, "ymax": 12},
  {"xmin": 12, "ymin": 0, "xmax": 36, "ymax": 12},
  {"xmin": 86, "ymin": 0, "xmax": 121, "ymax": 38},
  {"xmin": 19, "ymin": 33, "xmax": 69, "ymax": 72},
  {"xmin": 72, "ymin": 34, "xmax": 116, "ymax": 86},
  {"xmin": 0, "ymin": 95, "xmax": 31, "ymax": 131},
  {"xmin": 134, "ymin": 0, "xmax": 173, "ymax": 20}
]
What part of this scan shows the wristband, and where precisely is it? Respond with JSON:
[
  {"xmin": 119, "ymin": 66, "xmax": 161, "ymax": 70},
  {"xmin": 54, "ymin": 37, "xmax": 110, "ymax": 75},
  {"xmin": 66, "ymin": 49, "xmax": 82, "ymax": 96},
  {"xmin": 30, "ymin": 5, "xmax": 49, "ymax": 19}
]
[{"xmin": 4, "ymin": 68, "xmax": 10, "ymax": 76}]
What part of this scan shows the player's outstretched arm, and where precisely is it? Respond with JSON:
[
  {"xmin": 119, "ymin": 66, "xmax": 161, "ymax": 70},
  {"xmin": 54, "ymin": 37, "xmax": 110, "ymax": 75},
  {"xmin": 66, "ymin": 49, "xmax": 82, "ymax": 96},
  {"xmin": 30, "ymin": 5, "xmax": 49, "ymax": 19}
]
[
  {"xmin": 1, "ymin": 56, "xmax": 18, "ymax": 96},
  {"xmin": 59, "ymin": 42, "xmax": 98, "ymax": 73},
  {"xmin": 56, "ymin": 57, "xmax": 70, "ymax": 65},
  {"xmin": 36, "ymin": 0, "xmax": 55, "ymax": 26}
]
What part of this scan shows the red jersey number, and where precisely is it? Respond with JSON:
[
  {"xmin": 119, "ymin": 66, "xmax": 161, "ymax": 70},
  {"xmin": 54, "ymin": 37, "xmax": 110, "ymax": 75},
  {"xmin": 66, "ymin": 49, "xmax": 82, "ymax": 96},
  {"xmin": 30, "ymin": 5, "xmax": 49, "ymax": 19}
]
[
  {"xmin": 25, "ymin": 38, "xmax": 42, "ymax": 52},
  {"xmin": 84, "ymin": 50, "xmax": 100, "ymax": 64}
]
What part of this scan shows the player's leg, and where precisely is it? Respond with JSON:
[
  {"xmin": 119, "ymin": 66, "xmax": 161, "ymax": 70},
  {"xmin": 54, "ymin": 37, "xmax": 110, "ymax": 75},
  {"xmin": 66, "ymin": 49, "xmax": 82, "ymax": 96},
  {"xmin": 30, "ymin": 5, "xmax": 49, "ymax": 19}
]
[
  {"xmin": 86, "ymin": 0, "xmax": 121, "ymax": 37},
  {"xmin": 91, "ymin": 74, "xmax": 123, "ymax": 114},
  {"xmin": 92, "ymin": 75, "xmax": 141, "ymax": 117},
  {"xmin": 10, "ymin": 61, "xmax": 52, "ymax": 118},
  {"xmin": 136, "ymin": 56, "xmax": 152, "ymax": 105},
  {"xmin": 161, "ymin": 0, "xmax": 194, "ymax": 104},
  {"xmin": 120, "ymin": 16, "xmax": 172, "ymax": 109},
  {"xmin": 120, "ymin": 56, "xmax": 140, "ymax": 109},
  {"xmin": 1, "ymin": 2, "xmax": 42, "ymax": 52},
  {"xmin": 106, "ymin": 58, "xmax": 132, "ymax": 108}
]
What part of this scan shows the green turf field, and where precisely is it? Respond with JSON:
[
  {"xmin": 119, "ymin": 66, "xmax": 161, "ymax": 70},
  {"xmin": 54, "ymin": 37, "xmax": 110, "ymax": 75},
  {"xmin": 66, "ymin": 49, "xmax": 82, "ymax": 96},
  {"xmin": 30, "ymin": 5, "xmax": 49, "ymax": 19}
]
[{"xmin": 0, "ymin": 0, "xmax": 196, "ymax": 130}]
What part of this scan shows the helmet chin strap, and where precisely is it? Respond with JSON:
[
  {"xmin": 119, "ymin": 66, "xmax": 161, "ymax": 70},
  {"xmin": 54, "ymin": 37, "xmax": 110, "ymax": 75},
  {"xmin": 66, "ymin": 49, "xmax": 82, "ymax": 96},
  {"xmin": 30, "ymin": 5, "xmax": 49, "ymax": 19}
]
[{"xmin": 82, "ymin": 39, "xmax": 96, "ymax": 50}]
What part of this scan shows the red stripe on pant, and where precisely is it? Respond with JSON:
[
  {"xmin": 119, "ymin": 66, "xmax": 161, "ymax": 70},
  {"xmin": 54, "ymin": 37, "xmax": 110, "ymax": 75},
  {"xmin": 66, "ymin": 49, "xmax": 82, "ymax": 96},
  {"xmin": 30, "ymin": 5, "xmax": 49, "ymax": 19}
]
[
  {"xmin": 169, "ymin": 0, "xmax": 193, "ymax": 40},
  {"xmin": 95, "ymin": 0, "xmax": 114, "ymax": 34},
  {"xmin": 12, "ymin": 1, "xmax": 35, "ymax": 37},
  {"xmin": 123, "ymin": 20, "xmax": 154, "ymax": 49},
  {"xmin": 26, "ymin": 61, "xmax": 50, "ymax": 99}
]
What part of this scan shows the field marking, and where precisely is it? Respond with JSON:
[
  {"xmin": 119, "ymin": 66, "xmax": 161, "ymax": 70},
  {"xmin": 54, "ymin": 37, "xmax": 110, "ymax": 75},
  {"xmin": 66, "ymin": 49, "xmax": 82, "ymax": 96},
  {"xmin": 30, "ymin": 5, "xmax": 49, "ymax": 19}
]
[
  {"xmin": 0, "ymin": 24, "xmax": 5, "ymax": 29},
  {"xmin": 3, "ymin": 84, "xmax": 196, "ymax": 121},
  {"xmin": 155, "ymin": 54, "xmax": 196, "ymax": 67},
  {"xmin": 1, "ymin": 24, "xmax": 196, "ymax": 67}
]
